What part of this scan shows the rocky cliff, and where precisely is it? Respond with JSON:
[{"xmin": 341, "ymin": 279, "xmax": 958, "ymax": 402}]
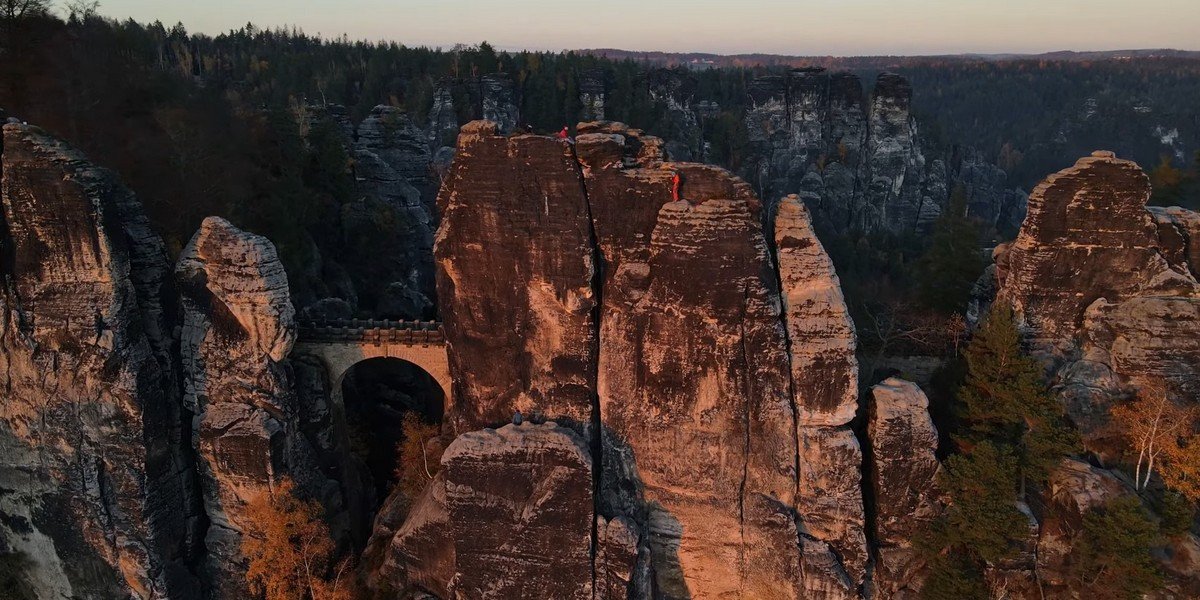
[
  {"xmin": 742, "ymin": 69, "xmax": 1026, "ymax": 236},
  {"xmin": 989, "ymin": 151, "xmax": 1200, "ymax": 450},
  {"xmin": 0, "ymin": 122, "xmax": 201, "ymax": 599},
  {"xmin": 0, "ymin": 122, "xmax": 369, "ymax": 599},
  {"xmin": 369, "ymin": 120, "xmax": 886, "ymax": 598}
]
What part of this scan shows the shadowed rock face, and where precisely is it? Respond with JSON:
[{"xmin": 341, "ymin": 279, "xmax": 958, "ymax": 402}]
[
  {"xmin": 434, "ymin": 121, "xmax": 597, "ymax": 434},
  {"xmin": 0, "ymin": 123, "xmax": 201, "ymax": 598},
  {"xmin": 869, "ymin": 378, "xmax": 942, "ymax": 599},
  {"xmin": 177, "ymin": 217, "xmax": 362, "ymax": 597},
  {"xmin": 176, "ymin": 216, "xmax": 298, "ymax": 596},
  {"xmin": 742, "ymin": 70, "xmax": 1024, "ymax": 236}
]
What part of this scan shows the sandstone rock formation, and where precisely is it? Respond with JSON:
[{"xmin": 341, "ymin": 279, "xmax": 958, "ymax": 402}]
[
  {"xmin": 742, "ymin": 69, "xmax": 1025, "ymax": 236},
  {"xmin": 645, "ymin": 69, "xmax": 704, "ymax": 161},
  {"xmin": 869, "ymin": 378, "xmax": 942, "ymax": 599},
  {"xmin": 365, "ymin": 423, "xmax": 607, "ymax": 599},
  {"xmin": 990, "ymin": 151, "xmax": 1200, "ymax": 450},
  {"xmin": 177, "ymin": 217, "xmax": 361, "ymax": 596},
  {"xmin": 349, "ymin": 105, "xmax": 438, "ymax": 316},
  {"xmin": 0, "ymin": 122, "xmax": 201, "ymax": 598},
  {"xmin": 578, "ymin": 127, "xmax": 804, "ymax": 596},
  {"xmin": 775, "ymin": 195, "xmax": 858, "ymax": 425},
  {"xmin": 420, "ymin": 119, "xmax": 872, "ymax": 598},
  {"xmin": 434, "ymin": 121, "xmax": 597, "ymax": 434},
  {"xmin": 479, "ymin": 73, "xmax": 519, "ymax": 135},
  {"xmin": 442, "ymin": 423, "xmax": 594, "ymax": 599},
  {"xmin": 176, "ymin": 216, "xmax": 299, "ymax": 595}
]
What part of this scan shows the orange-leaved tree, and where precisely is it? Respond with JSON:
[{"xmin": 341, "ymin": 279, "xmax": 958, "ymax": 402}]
[
  {"xmin": 242, "ymin": 478, "xmax": 354, "ymax": 600},
  {"xmin": 394, "ymin": 413, "xmax": 443, "ymax": 506},
  {"xmin": 1111, "ymin": 381, "xmax": 1198, "ymax": 491}
]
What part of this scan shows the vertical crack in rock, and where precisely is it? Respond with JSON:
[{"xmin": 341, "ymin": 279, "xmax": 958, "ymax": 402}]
[
  {"xmin": 434, "ymin": 121, "xmax": 598, "ymax": 434},
  {"xmin": 578, "ymin": 122, "xmax": 800, "ymax": 598},
  {"xmin": 773, "ymin": 194, "xmax": 867, "ymax": 595}
]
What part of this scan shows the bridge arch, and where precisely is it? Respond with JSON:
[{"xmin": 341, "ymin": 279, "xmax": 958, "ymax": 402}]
[{"xmin": 291, "ymin": 319, "xmax": 453, "ymax": 418}]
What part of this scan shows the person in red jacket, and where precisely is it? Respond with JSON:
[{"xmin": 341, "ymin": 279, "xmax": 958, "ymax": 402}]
[
  {"xmin": 672, "ymin": 172, "xmax": 682, "ymax": 202},
  {"xmin": 556, "ymin": 126, "xmax": 569, "ymax": 139}
]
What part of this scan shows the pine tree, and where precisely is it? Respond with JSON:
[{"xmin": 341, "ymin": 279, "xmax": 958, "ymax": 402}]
[
  {"xmin": 917, "ymin": 185, "xmax": 983, "ymax": 314},
  {"xmin": 956, "ymin": 303, "xmax": 1077, "ymax": 484},
  {"xmin": 1068, "ymin": 496, "xmax": 1163, "ymax": 599}
]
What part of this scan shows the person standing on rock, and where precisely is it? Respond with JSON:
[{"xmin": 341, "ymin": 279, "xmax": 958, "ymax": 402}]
[{"xmin": 556, "ymin": 126, "xmax": 569, "ymax": 140}]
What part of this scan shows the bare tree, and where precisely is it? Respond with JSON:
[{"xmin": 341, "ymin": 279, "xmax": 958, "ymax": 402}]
[{"xmin": 1, "ymin": 0, "xmax": 51, "ymax": 21}]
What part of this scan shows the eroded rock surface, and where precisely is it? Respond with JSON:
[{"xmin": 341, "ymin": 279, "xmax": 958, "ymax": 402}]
[
  {"xmin": 434, "ymin": 121, "xmax": 597, "ymax": 433},
  {"xmin": 742, "ymin": 69, "xmax": 1023, "ymax": 236},
  {"xmin": 178, "ymin": 217, "xmax": 359, "ymax": 597},
  {"xmin": 869, "ymin": 378, "xmax": 942, "ymax": 599},
  {"xmin": 775, "ymin": 194, "xmax": 858, "ymax": 425},
  {"xmin": 442, "ymin": 423, "xmax": 594, "ymax": 599},
  {"xmin": 578, "ymin": 125, "xmax": 806, "ymax": 597},
  {"xmin": 989, "ymin": 151, "xmax": 1200, "ymax": 451},
  {"xmin": 0, "ymin": 123, "xmax": 200, "ymax": 599}
]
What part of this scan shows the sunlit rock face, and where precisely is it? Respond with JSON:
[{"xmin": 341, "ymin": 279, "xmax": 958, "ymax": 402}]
[
  {"xmin": 434, "ymin": 121, "xmax": 598, "ymax": 434},
  {"xmin": 578, "ymin": 124, "xmax": 804, "ymax": 598},
  {"xmin": 371, "ymin": 119, "xmax": 881, "ymax": 597},
  {"xmin": 990, "ymin": 151, "xmax": 1200, "ymax": 451},
  {"xmin": 442, "ymin": 423, "xmax": 595, "ymax": 599},
  {"xmin": 0, "ymin": 123, "xmax": 201, "ymax": 598}
]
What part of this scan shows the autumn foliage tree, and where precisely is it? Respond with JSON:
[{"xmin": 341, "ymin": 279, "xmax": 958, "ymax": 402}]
[
  {"xmin": 394, "ymin": 413, "xmax": 443, "ymax": 507},
  {"xmin": 1111, "ymin": 382, "xmax": 1198, "ymax": 491},
  {"xmin": 241, "ymin": 479, "xmax": 353, "ymax": 600}
]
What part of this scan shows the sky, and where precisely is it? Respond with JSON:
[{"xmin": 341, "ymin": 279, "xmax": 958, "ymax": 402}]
[{"xmin": 93, "ymin": 0, "xmax": 1200, "ymax": 56}]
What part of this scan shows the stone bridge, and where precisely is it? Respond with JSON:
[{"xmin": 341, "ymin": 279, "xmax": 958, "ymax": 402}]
[{"xmin": 291, "ymin": 319, "xmax": 452, "ymax": 412}]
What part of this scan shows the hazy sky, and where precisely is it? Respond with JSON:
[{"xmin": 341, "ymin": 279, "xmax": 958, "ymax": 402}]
[{"xmin": 94, "ymin": 0, "xmax": 1200, "ymax": 56}]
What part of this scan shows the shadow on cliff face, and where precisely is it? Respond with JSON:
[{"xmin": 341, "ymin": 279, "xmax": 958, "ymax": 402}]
[{"xmin": 341, "ymin": 357, "xmax": 445, "ymax": 506}]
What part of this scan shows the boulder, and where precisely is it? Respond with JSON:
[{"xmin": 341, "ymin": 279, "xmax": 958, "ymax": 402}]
[{"xmin": 442, "ymin": 423, "xmax": 595, "ymax": 600}]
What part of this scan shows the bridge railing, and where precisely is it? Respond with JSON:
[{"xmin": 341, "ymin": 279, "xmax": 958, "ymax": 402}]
[{"xmin": 297, "ymin": 319, "xmax": 445, "ymax": 345}]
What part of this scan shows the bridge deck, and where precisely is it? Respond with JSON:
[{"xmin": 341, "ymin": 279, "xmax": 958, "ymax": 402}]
[{"xmin": 297, "ymin": 319, "xmax": 445, "ymax": 344}]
